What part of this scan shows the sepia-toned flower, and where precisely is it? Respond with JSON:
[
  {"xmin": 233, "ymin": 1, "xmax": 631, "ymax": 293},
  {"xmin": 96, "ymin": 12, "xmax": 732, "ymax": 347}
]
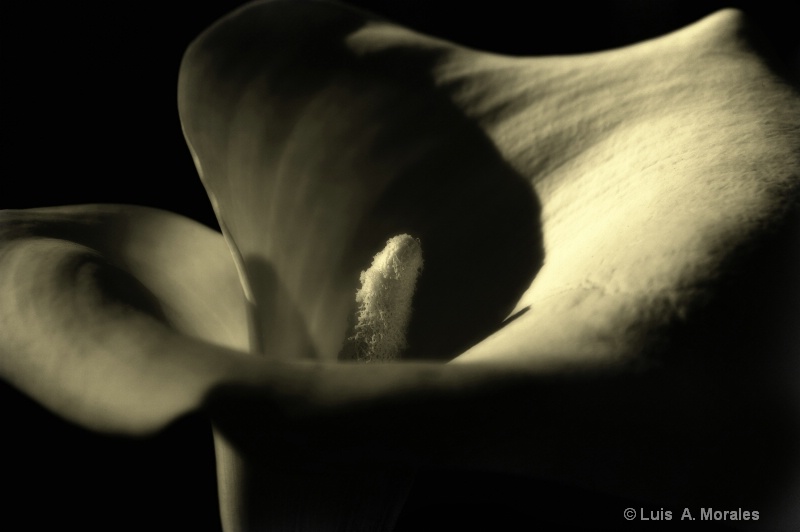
[{"xmin": 2, "ymin": 1, "xmax": 799, "ymax": 530}]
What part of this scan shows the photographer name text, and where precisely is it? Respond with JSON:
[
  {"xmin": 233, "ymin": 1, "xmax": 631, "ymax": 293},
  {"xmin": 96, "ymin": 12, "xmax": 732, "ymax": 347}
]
[{"xmin": 623, "ymin": 507, "xmax": 759, "ymax": 522}]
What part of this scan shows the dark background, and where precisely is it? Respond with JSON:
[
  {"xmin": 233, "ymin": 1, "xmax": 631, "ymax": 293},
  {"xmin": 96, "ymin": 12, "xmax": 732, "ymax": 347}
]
[{"xmin": 2, "ymin": 1, "xmax": 797, "ymax": 530}]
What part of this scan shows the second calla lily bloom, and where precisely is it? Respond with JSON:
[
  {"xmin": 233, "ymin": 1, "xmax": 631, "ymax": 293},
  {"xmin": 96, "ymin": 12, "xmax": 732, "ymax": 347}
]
[{"xmin": 2, "ymin": 1, "xmax": 800, "ymax": 531}]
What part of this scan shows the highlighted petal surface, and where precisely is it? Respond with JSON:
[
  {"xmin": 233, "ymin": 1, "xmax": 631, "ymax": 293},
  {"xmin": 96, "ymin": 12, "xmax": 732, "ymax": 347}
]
[{"xmin": 0, "ymin": 205, "xmax": 248, "ymax": 434}]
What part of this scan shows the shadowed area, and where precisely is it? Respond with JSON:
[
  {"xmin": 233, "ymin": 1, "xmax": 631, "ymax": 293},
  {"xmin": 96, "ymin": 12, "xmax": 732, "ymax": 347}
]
[
  {"xmin": 338, "ymin": 46, "xmax": 543, "ymax": 361},
  {"xmin": 245, "ymin": 257, "xmax": 317, "ymax": 359}
]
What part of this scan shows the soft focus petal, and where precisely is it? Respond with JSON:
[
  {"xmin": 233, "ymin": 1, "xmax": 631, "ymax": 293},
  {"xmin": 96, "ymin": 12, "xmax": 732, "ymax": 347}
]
[{"xmin": 0, "ymin": 204, "xmax": 248, "ymax": 434}]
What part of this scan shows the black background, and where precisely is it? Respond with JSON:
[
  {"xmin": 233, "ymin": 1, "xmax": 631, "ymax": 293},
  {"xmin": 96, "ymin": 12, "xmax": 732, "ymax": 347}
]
[{"xmin": 2, "ymin": 1, "xmax": 797, "ymax": 530}]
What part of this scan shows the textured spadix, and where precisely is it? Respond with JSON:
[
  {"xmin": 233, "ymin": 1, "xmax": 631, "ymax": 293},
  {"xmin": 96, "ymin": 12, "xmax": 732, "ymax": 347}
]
[
  {"xmin": 348, "ymin": 234, "xmax": 423, "ymax": 362},
  {"xmin": 1, "ymin": 1, "xmax": 799, "ymax": 531}
]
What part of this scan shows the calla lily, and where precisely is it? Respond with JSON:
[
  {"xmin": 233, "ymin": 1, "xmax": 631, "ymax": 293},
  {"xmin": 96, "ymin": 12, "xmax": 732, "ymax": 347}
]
[{"xmin": 2, "ymin": 1, "xmax": 800, "ymax": 531}]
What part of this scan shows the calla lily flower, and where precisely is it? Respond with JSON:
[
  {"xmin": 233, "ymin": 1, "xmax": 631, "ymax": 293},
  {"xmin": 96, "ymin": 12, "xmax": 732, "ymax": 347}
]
[{"xmin": 2, "ymin": 1, "xmax": 800, "ymax": 531}]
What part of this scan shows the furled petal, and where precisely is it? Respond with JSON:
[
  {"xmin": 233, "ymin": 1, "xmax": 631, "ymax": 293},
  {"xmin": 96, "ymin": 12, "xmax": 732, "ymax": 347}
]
[
  {"xmin": 179, "ymin": 2, "xmax": 800, "ymax": 530},
  {"xmin": 0, "ymin": 204, "xmax": 248, "ymax": 434}
]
